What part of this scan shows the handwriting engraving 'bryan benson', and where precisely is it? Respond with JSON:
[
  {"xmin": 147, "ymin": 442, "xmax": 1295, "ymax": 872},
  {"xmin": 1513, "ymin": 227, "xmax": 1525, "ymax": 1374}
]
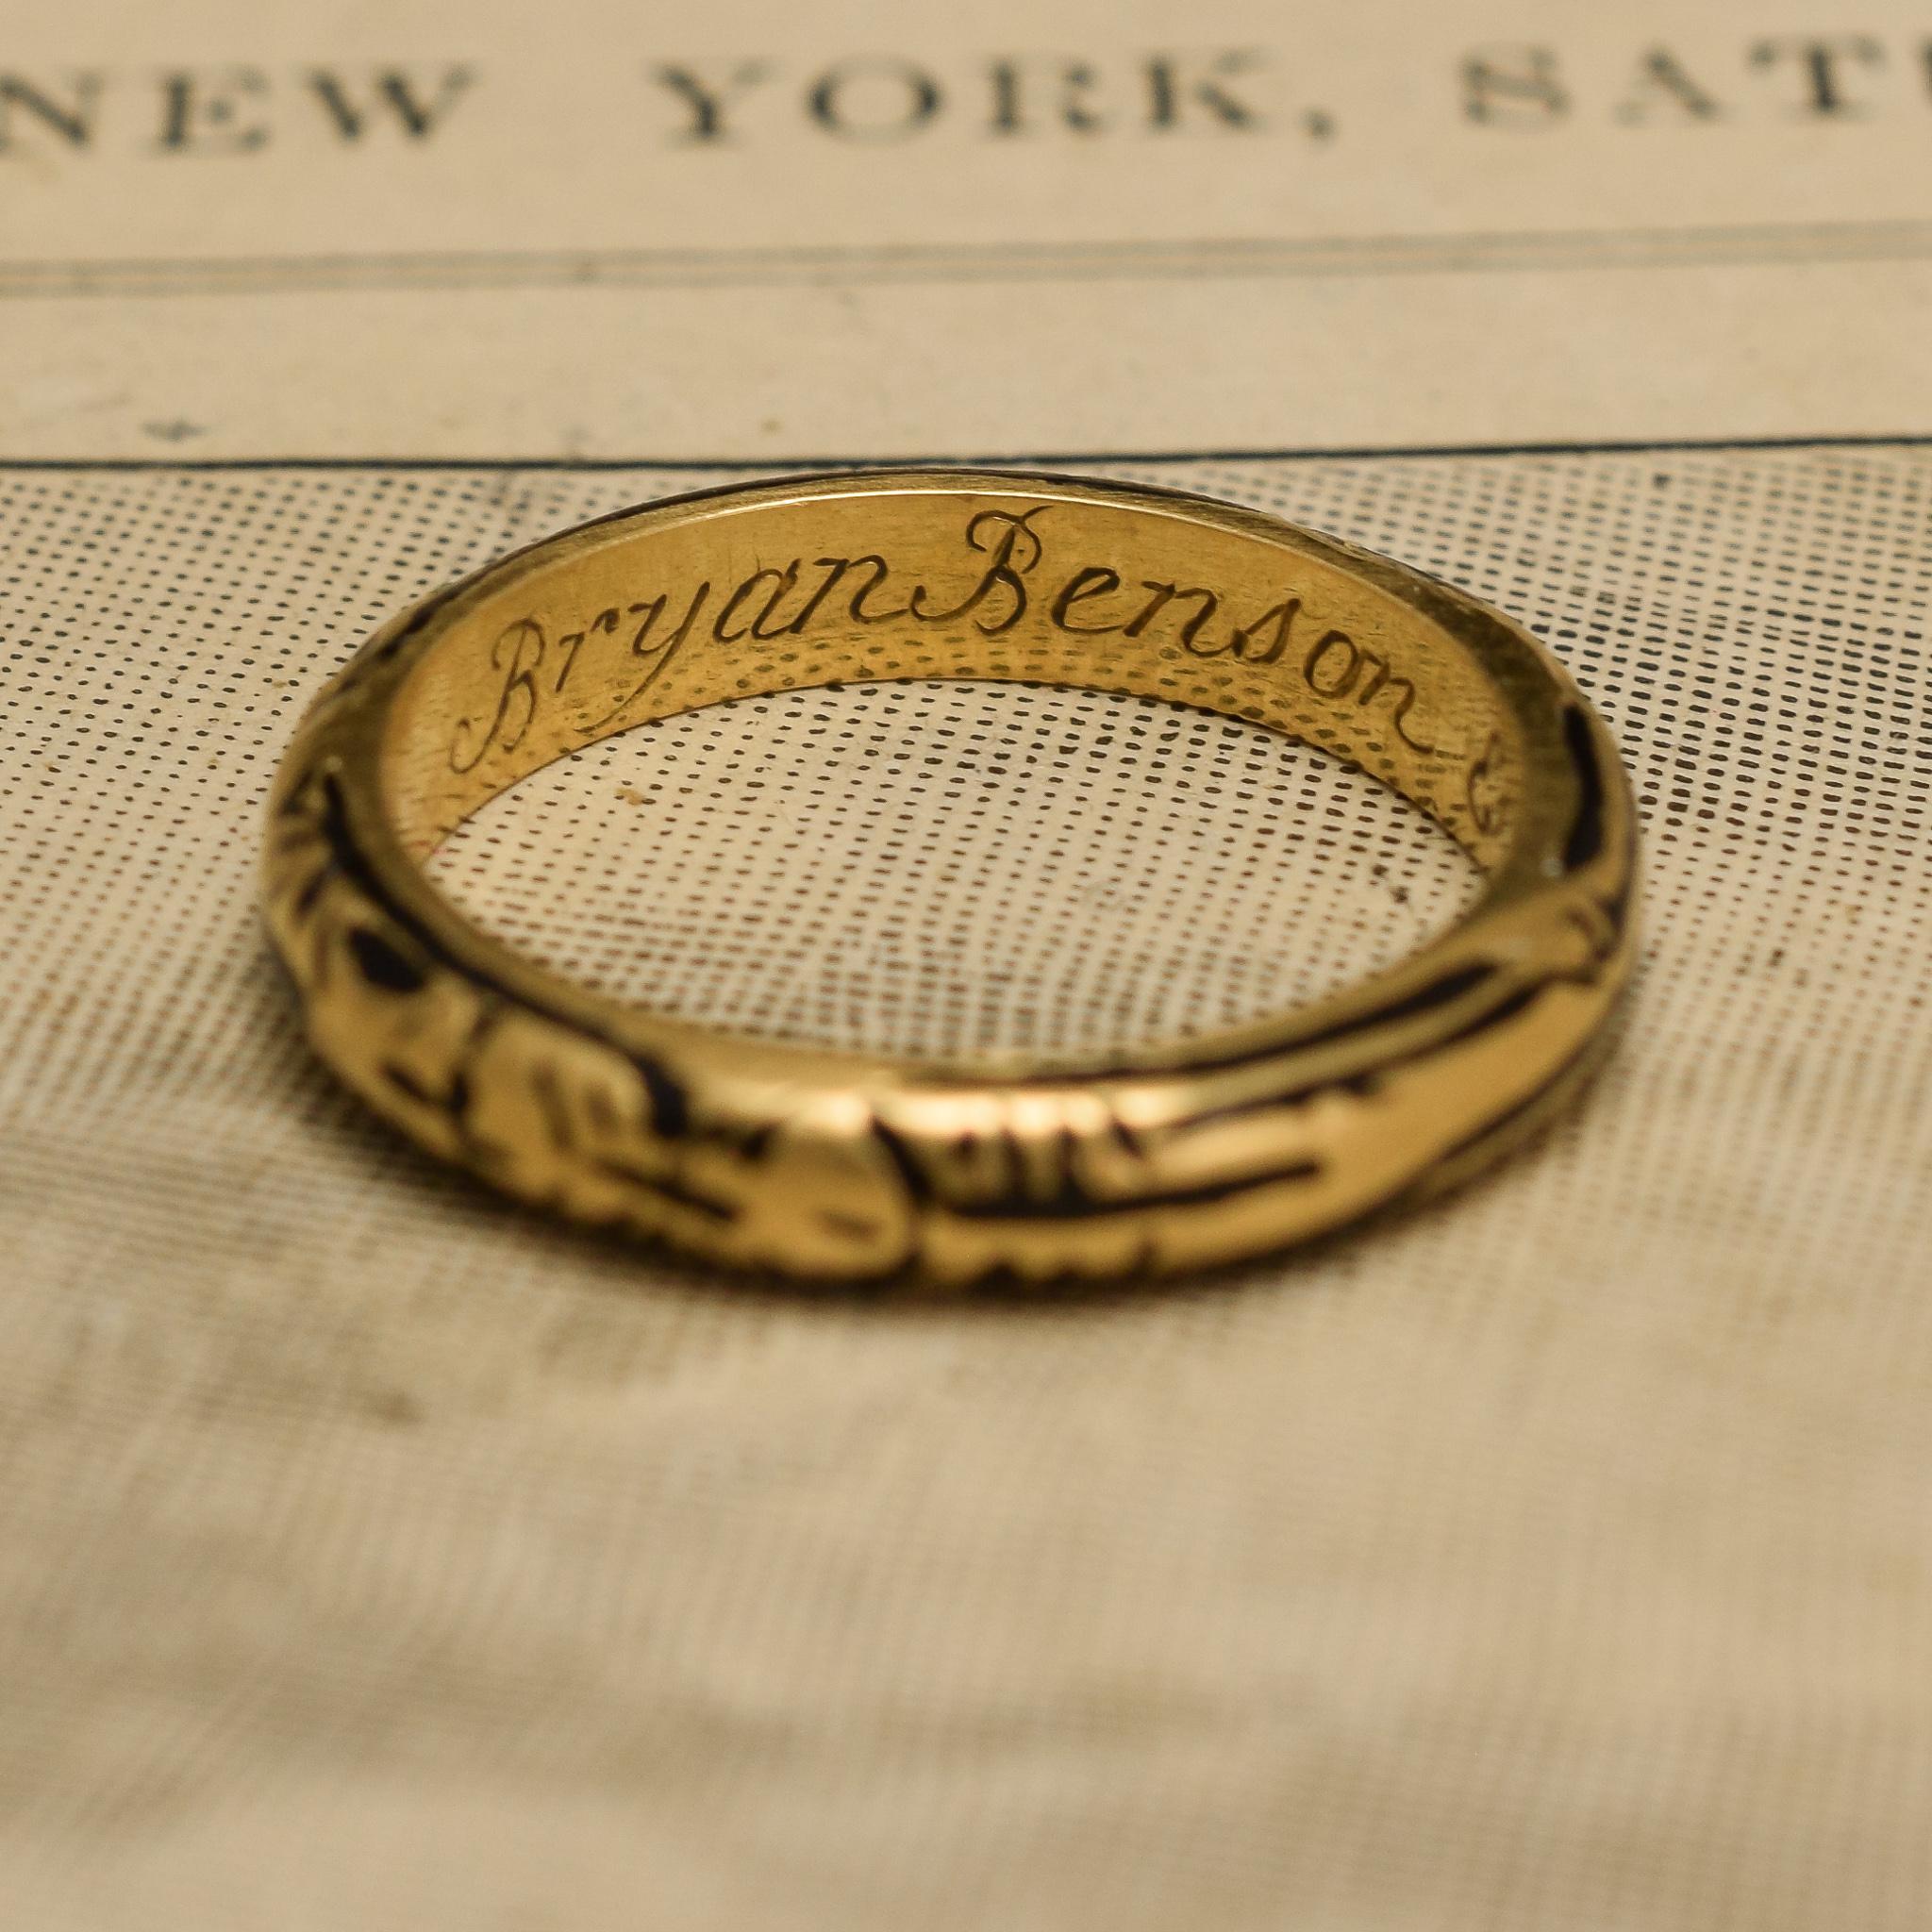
[{"xmin": 448, "ymin": 505, "xmax": 1454, "ymax": 779}]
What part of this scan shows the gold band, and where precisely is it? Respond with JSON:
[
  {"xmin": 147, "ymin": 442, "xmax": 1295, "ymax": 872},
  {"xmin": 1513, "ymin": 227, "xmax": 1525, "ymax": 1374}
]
[{"xmin": 261, "ymin": 469, "xmax": 1639, "ymax": 1283}]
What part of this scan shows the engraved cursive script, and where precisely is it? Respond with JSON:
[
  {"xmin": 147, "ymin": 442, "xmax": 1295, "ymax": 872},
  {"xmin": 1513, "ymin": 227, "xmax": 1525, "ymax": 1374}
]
[{"xmin": 446, "ymin": 504, "xmax": 1456, "ymax": 775}]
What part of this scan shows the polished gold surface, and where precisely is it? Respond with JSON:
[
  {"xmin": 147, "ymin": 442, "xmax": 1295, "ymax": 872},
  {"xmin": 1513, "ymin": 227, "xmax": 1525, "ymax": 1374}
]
[{"xmin": 261, "ymin": 470, "xmax": 1639, "ymax": 1282}]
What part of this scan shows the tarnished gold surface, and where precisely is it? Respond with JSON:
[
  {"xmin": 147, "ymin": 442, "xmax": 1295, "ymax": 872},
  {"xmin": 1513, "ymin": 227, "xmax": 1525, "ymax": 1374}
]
[{"xmin": 260, "ymin": 470, "xmax": 1638, "ymax": 1282}]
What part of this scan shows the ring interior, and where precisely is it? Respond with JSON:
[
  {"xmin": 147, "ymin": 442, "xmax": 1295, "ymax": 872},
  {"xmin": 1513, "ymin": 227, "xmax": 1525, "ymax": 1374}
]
[{"xmin": 378, "ymin": 480, "xmax": 1543, "ymax": 911}]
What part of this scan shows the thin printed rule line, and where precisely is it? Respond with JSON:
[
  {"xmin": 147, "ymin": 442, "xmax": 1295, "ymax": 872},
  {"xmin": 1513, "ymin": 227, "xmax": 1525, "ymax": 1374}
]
[
  {"xmin": 5, "ymin": 433, "xmax": 1932, "ymax": 472},
  {"xmin": 6, "ymin": 218, "xmax": 1932, "ymax": 298}
]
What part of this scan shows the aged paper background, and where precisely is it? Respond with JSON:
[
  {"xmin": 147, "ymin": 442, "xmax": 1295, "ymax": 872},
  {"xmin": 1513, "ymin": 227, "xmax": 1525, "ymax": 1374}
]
[
  {"xmin": 3, "ymin": 3, "xmax": 1931, "ymax": 1930},
  {"xmin": 6, "ymin": 0, "xmax": 1932, "ymax": 456}
]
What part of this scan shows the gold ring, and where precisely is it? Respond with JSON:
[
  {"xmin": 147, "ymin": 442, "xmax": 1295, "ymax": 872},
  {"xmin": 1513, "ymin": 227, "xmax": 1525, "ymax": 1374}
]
[{"xmin": 262, "ymin": 469, "xmax": 1639, "ymax": 1284}]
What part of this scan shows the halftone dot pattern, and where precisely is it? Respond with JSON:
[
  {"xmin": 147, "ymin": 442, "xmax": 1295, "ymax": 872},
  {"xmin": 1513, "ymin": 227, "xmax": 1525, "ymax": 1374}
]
[
  {"xmin": 1, "ymin": 453, "xmax": 1929, "ymax": 1932},
  {"xmin": 429, "ymin": 679, "xmax": 1475, "ymax": 1057}
]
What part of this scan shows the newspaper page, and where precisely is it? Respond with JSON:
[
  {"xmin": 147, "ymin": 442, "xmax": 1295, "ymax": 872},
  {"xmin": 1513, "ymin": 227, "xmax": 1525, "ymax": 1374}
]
[
  {"xmin": 5, "ymin": 0, "xmax": 1932, "ymax": 456},
  {"xmin": 3, "ymin": 3, "xmax": 1930, "ymax": 1930}
]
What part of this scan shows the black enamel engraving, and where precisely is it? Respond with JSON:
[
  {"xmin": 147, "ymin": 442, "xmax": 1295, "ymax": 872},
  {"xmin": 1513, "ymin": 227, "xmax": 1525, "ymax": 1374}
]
[
  {"xmin": 349, "ymin": 925, "xmax": 427, "ymax": 992},
  {"xmin": 1561, "ymin": 704, "xmax": 1607, "ymax": 872}
]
